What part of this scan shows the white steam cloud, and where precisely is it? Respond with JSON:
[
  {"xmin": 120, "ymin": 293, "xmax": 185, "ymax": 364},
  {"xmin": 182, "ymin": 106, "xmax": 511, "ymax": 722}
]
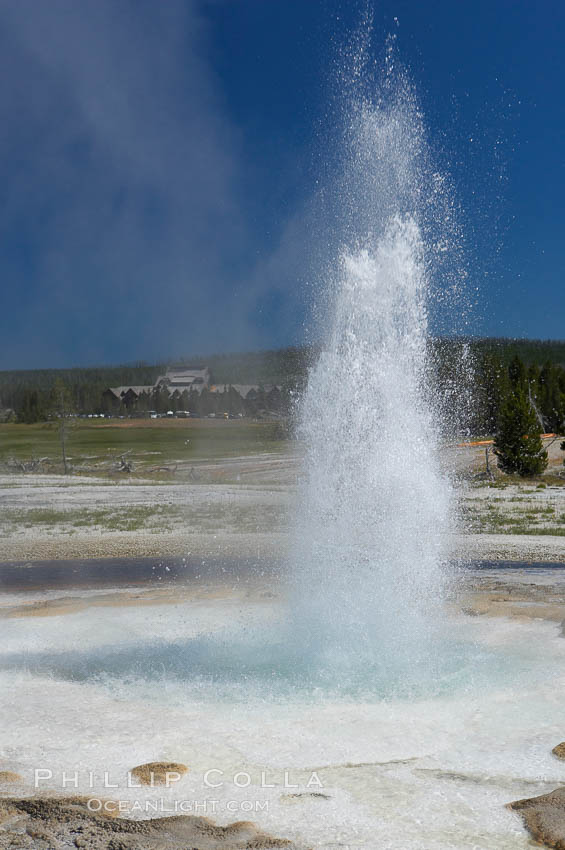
[{"xmin": 0, "ymin": 0, "xmax": 306, "ymax": 367}]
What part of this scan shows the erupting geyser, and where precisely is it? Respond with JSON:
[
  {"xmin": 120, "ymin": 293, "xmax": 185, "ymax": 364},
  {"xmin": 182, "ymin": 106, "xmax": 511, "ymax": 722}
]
[{"xmin": 291, "ymin": 51, "xmax": 456, "ymax": 686}]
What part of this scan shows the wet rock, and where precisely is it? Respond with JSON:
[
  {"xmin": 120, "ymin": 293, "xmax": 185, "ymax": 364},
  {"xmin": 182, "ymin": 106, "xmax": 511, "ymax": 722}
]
[
  {"xmin": 281, "ymin": 792, "xmax": 331, "ymax": 800},
  {"xmin": 553, "ymin": 743, "xmax": 565, "ymax": 760},
  {"xmin": 129, "ymin": 761, "xmax": 188, "ymax": 785},
  {"xmin": 0, "ymin": 796, "xmax": 297, "ymax": 849},
  {"xmin": 0, "ymin": 771, "xmax": 23, "ymax": 783},
  {"xmin": 509, "ymin": 787, "xmax": 565, "ymax": 849}
]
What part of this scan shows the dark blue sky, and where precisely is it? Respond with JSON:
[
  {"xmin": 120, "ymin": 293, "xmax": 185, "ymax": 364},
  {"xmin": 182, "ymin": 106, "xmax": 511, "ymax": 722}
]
[{"xmin": 0, "ymin": 0, "xmax": 563, "ymax": 369}]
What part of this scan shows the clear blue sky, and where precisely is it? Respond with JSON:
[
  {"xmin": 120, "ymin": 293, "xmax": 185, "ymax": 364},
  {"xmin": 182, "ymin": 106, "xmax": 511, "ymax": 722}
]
[{"xmin": 0, "ymin": 0, "xmax": 563, "ymax": 369}]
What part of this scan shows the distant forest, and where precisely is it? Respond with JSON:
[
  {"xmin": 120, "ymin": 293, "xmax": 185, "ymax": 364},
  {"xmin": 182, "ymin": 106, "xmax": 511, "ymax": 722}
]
[{"xmin": 1, "ymin": 337, "xmax": 565, "ymax": 435}]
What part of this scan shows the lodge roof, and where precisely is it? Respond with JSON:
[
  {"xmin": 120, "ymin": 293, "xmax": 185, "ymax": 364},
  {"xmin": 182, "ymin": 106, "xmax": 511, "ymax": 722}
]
[
  {"xmin": 106, "ymin": 385, "xmax": 155, "ymax": 399},
  {"xmin": 156, "ymin": 367, "xmax": 210, "ymax": 386}
]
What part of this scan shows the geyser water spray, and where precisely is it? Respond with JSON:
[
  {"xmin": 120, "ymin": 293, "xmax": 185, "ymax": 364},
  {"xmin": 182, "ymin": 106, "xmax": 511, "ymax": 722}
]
[{"xmin": 291, "ymin": 46, "xmax": 458, "ymax": 686}]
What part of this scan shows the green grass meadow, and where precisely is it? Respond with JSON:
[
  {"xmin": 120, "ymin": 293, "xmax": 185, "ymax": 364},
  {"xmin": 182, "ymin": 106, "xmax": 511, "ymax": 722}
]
[{"xmin": 0, "ymin": 419, "xmax": 285, "ymax": 475}]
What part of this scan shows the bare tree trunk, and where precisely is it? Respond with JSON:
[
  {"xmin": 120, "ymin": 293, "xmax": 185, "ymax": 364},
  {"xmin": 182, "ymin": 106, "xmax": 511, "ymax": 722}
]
[
  {"xmin": 59, "ymin": 389, "xmax": 69, "ymax": 475},
  {"xmin": 528, "ymin": 384, "xmax": 545, "ymax": 432},
  {"xmin": 485, "ymin": 446, "xmax": 494, "ymax": 480}
]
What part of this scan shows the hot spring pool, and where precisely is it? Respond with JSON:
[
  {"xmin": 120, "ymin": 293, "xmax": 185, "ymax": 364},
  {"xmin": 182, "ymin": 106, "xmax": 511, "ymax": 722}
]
[{"xmin": 0, "ymin": 563, "xmax": 564, "ymax": 850}]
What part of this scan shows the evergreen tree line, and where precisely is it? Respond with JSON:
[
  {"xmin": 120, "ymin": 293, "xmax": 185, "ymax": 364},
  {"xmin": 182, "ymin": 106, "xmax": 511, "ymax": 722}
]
[
  {"xmin": 0, "ymin": 346, "xmax": 312, "ymax": 415},
  {"xmin": 462, "ymin": 353, "xmax": 565, "ymax": 436},
  {"xmin": 2, "ymin": 341, "xmax": 565, "ymax": 443},
  {"xmin": 0, "ymin": 364, "xmax": 163, "ymax": 421},
  {"xmin": 10, "ymin": 382, "xmax": 291, "ymax": 423}
]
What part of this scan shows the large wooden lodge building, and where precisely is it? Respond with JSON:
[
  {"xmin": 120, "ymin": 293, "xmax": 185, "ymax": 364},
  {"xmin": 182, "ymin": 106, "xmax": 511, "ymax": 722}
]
[{"xmin": 102, "ymin": 368, "xmax": 282, "ymax": 415}]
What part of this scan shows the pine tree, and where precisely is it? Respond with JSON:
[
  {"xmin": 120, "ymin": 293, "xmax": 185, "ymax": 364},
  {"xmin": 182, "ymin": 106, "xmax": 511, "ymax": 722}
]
[
  {"xmin": 539, "ymin": 361, "xmax": 565, "ymax": 432},
  {"xmin": 17, "ymin": 389, "xmax": 45, "ymax": 423},
  {"xmin": 508, "ymin": 355, "xmax": 527, "ymax": 389},
  {"xmin": 476, "ymin": 353, "xmax": 509, "ymax": 435},
  {"xmin": 494, "ymin": 388, "xmax": 548, "ymax": 476}
]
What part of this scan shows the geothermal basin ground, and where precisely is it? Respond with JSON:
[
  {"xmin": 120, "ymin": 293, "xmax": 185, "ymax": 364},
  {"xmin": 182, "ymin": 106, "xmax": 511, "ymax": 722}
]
[{"xmin": 2, "ymin": 435, "xmax": 565, "ymax": 563}]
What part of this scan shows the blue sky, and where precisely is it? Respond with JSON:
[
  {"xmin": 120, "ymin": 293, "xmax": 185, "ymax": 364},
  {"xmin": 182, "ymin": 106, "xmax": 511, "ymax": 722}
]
[{"xmin": 0, "ymin": 0, "xmax": 563, "ymax": 369}]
